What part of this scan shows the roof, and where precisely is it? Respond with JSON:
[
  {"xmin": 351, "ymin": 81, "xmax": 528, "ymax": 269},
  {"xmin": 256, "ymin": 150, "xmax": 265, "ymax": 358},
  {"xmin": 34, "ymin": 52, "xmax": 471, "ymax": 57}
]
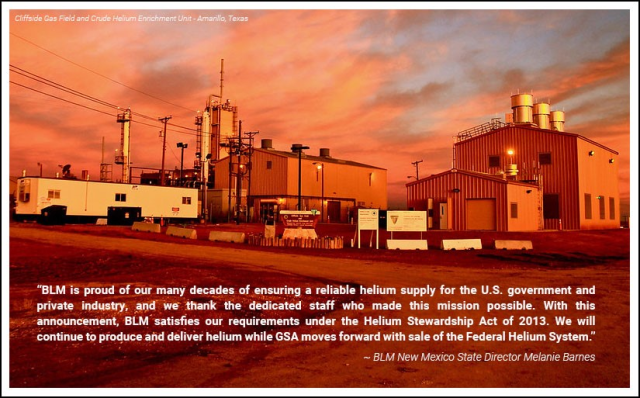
[
  {"xmin": 216, "ymin": 147, "xmax": 387, "ymax": 171},
  {"xmin": 455, "ymin": 124, "xmax": 619, "ymax": 155},
  {"xmin": 406, "ymin": 168, "xmax": 539, "ymax": 188}
]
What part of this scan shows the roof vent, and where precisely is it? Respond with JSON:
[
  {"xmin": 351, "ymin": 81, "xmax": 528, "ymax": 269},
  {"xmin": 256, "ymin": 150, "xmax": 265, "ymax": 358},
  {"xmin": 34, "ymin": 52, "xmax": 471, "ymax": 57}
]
[{"xmin": 319, "ymin": 148, "xmax": 330, "ymax": 157}]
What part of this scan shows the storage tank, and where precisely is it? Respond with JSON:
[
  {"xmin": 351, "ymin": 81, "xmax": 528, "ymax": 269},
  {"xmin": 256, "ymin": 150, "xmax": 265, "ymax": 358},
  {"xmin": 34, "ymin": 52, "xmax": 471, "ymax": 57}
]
[
  {"xmin": 533, "ymin": 102, "xmax": 550, "ymax": 129},
  {"xmin": 261, "ymin": 139, "xmax": 273, "ymax": 149},
  {"xmin": 550, "ymin": 110, "xmax": 565, "ymax": 132},
  {"xmin": 511, "ymin": 94, "xmax": 533, "ymax": 124},
  {"xmin": 319, "ymin": 148, "xmax": 330, "ymax": 157}
]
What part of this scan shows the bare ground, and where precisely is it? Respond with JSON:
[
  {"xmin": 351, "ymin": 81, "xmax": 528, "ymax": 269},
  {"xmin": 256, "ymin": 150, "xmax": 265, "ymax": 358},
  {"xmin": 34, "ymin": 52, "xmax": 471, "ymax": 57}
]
[{"xmin": 8, "ymin": 222, "xmax": 631, "ymax": 389}]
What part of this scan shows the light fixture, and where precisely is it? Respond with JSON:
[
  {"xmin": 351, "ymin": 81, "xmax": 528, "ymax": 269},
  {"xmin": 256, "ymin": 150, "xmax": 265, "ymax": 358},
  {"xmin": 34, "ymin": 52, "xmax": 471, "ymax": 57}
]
[
  {"xmin": 526, "ymin": 190, "xmax": 532, "ymax": 194},
  {"xmin": 589, "ymin": 150, "xmax": 595, "ymax": 156},
  {"xmin": 609, "ymin": 158, "xmax": 615, "ymax": 163},
  {"xmin": 452, "ymin": 188, "xmax": 461, "ymax": 193}
]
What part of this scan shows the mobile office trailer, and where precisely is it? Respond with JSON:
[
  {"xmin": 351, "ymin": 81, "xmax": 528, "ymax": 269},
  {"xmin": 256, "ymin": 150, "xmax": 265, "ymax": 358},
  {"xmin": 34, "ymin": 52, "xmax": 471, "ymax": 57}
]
[{"xmin": 14, "ymin": 177, "xmax": 198, "ymax": 224}]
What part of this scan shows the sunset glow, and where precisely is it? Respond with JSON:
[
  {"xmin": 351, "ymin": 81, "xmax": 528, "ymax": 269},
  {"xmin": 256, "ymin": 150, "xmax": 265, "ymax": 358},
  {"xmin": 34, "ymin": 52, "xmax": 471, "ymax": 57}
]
[{"xmin": 4, "ymin": 3, "xmax": 634, "ymax": 212}]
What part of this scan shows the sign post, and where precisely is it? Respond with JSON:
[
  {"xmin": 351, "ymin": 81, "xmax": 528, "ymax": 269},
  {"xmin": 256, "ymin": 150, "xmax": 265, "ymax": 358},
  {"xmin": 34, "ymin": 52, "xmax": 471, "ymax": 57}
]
[{"xmin": 357, "ymin": 209, "xmax": 379, "ymax": 249}]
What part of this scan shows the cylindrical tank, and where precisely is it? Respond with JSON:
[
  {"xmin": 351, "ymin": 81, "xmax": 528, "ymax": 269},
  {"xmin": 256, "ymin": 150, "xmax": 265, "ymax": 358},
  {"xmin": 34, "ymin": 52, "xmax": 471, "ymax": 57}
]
[
  {"xmin": 533, "ymin": 102, "xmax": 550, "ymax": 129},
  {"xmin": 319, "ymin": 148, "xmax": 330, "ymax": 157},
  {"xmin": 550, "ymin": 110, "xmax": 565, "ymax": 132},
  {"xmin": 261, "ymin": 139, "xmax": 273, "ymax": 149},
  {"xmin": 511, "ymin": 94, "xmax": 533, "ymax": 124}
]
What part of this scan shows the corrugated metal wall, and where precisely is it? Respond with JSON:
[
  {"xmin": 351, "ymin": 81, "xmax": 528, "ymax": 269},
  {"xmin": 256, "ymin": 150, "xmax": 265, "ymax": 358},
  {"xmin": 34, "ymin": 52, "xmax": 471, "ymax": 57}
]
[
  {"xmin": 408, "ymin": 171, "xmax": 511, "ymax": 231},
  {"xmin": 454, "ymin": 126, "xmax": 580, "ymax": 230}
]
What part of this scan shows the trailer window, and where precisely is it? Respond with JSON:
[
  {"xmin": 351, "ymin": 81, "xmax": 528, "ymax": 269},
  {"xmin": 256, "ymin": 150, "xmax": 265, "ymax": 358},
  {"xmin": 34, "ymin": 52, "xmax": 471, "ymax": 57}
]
[
  {"xmin": 182, "ymin": 197, "xmax": 191, "ymax": 205},
  {"xmin": 115, "ymin": 193, "xmax": 127, "ymax": 202},
  {"xmin": 47, "ymin": 190, "xmax": 61, "ymax": 199}
]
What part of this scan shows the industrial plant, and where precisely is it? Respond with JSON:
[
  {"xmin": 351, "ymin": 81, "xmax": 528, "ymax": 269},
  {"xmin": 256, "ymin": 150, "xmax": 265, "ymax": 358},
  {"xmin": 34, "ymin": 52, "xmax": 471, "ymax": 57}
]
[
  {"xmin": 406, "ymin": 93, "xmax": 620, "ymax": 231},
  {"xmin": 12, "ymin": 60, "xmax": 388, "ymax": 225}
]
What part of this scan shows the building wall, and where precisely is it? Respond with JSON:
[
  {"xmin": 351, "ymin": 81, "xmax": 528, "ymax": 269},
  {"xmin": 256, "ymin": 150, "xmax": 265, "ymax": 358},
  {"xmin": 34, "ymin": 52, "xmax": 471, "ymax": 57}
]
[
  {"xmin": 406, "ymin": 170, "xmax": 539, "ymax": 231},
  {"xmin": 214, "ymin": 148, "xmax": 387, "ymax": 222},
  {"xmin": 576, "ymin": 139, "xmax": 620, "ymax": 229},
  {"xmin": 455, "ymin": 126, "xmax": 582, "ymax": 230},
  {"xmin": 506, "ymin": 183, "xmax": 541, "ymax": 231}
]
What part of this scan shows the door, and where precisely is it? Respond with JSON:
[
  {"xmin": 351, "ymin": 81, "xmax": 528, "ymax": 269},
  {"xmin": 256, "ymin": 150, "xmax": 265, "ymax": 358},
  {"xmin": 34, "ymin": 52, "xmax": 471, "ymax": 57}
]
[
  {"xmin": 439, "ymin": 203, "xmax": 448, "ymax": 230},
  {"xmin": 466, "ymin": 199, "xmax": 496, "ymax": 230},
  {"xmin": 327, "ymin": 201, "xmax": 340, "ymax": 223}
]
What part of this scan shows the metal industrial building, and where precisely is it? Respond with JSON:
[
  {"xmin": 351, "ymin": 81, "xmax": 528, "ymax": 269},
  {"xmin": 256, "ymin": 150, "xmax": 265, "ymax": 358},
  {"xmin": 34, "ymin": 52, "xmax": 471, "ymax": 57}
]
[
  {"xmin": 211, "ymin": 139, "xmax": 388, "ymax": 223},
  {"xmin": 407, "ymin": 169, "xmax": 541, "ymax": 231},
  {"xmin": 407, "ymin": 93, "xmax": 620, "ymax": 231}
]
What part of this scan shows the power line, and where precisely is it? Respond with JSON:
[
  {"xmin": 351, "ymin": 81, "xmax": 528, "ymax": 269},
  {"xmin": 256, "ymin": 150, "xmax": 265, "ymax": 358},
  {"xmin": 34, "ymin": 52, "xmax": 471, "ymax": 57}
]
[
  {"xmin": 10, "ymin": 81, "xmax": 115, "ymax": 117},
  {"xmin": 10, "ymin": 80, "xmax": 197, "ymax": 137},
  {"xmin": 11, "ymin": 32, "xmax": 197, "ymax": 113},
  {"xmin": 10, "ymin": 66, "xmax": 199, "ymax": 136},
  {"xmin": 10, "ymin": 65, "xmax": 120, "ymax": 110}
]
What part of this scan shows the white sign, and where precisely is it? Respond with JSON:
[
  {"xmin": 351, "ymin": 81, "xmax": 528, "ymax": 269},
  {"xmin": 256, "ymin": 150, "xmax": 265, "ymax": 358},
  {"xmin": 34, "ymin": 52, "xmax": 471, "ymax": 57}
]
[
  {"xmin": 357, "ymin": 209, "xmax": 379, "ymax": 249},
  {"xmin": 358, "ymin": 209, "xmax": 379, "ymax": 230},
  {"xmin": 387, "ymin": 211, "xmax": 427, "ymax": 232}
]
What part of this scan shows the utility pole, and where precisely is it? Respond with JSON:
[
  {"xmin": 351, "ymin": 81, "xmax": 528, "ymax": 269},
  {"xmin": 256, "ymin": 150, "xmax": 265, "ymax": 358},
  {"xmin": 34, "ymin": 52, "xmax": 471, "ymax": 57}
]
[
  {"xmin": 159, "ymin": 116, "xmax": 172, "ymax": 185},
  {"xmin": 412, "ymin": 159, "xmax": 423, "ymax": 180},
  {"xmin": 244, "ymin": 129, "xmax": 259, "ymax": 222},
  {"xmin": 291, "ymin": 144, "xmax": 310, "ymax": 210},
  {"xmin": 235, "ymin": 121, "xmax": 243, "ymax": 225}
]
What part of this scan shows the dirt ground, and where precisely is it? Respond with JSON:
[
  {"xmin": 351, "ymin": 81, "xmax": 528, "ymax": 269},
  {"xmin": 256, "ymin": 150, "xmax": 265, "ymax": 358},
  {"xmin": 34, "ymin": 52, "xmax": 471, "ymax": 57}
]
[{"xmin": 7, "ymin": 221, "xmax": 632, "ymax": 390}]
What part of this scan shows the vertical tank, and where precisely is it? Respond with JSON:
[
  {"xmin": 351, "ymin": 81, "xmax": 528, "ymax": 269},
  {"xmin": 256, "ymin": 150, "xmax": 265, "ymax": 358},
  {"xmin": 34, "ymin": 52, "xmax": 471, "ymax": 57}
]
[
  {"xmin": 510, "ymin": 94, "xmax": 533, "ymax": 124},
  {"xmin": 533, "ymin": 102, "xmax": 550, "ymax": 129},
  {"xmin": 115, "ymin": 109, "xmax": 132, "ymax": 183},
  {"xmin": 550, "ymin": 110, "xmax": 565, "ymax": 132}
]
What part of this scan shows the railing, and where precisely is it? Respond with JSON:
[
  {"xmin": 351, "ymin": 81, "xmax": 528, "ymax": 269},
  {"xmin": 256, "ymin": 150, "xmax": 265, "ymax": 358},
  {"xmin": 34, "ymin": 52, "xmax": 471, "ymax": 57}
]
[{"xmin": 456, "ymin": 119, "xmax": 507, "ymax": 142}]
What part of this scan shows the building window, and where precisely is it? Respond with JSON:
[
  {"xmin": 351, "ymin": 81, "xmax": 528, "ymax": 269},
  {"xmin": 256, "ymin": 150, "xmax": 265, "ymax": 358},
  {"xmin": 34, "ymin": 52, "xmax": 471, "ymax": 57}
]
[
  {"xmin": 266, "ymin": 161, "xmax": 272, "ymax": 170},
  {"xmin": 543, "ymin": 194, "xmax": 560, "ymax": 219},
  {"xmin": 539, "ymin": 152, "xmax": 552, "ymax": 165},
  {"xmin": 47, "ymin": 190, "xmax": 61, "ymax": 199},
  {"xmin": 489, "ymin": 155, "xmax": 500, "ymax": 168},
  {"xmin": 510, "ymin": 202, "xmax": 518, "ymax": 219},
  {"xmin": 584, "ymin": 194, "xmax": 592, "ymax": 219},
  {"xmin": 599, "ymin": 196, "xmax": 606, "ymax": 220},
  {"xmin": 115, "ymin": 193, "xmax": 127, "ymax": 202},
  {"xmin": 182, "ymin": 197, "xmax": 191, "ymax": 205},
  {"xmin": 610, "ymin": 197, "xmax": 616, "ymax": 220}
]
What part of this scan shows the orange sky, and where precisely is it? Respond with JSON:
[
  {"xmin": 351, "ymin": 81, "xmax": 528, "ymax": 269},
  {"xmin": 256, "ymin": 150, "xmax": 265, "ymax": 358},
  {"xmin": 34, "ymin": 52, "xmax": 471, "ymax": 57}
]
[{"xmin": 4, "ymin": 4, "xmax": 636, "ymax": 212}]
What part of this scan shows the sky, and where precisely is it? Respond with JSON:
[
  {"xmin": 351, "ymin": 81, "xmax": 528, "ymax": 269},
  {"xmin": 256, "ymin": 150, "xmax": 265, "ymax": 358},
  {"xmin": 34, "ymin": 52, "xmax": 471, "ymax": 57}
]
[{"xmin": 3, "ymin": 2, "xmax": 637, "ymax": 212}]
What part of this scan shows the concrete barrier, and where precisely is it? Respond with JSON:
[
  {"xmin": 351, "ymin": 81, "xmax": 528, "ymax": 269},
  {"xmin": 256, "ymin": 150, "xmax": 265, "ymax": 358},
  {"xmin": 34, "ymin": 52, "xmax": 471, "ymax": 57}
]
[
  {"xmin": 494, "ymin": 240, "xmax": 533, "ymax": 250},
  {"xmin": 132, "ymin": 222, "xmax": 161, "ymax": 233},
  {"xmin": 387, "ymin": 240, "xmax": 428, "ymax": 250},
  {"xmin": 166, "ymin": 226, "xmax": 197, "ymax": 239},
  {"xmin": 208, "ymin": 231, "xmax": 246, "ymax": 243},
  {"xmin": 441, "ymin": 239, "xmax": 482, "ymax": 250}
]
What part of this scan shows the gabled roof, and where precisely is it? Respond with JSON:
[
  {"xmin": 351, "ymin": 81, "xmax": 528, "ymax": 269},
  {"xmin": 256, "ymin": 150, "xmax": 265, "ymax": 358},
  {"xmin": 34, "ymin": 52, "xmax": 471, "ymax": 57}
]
[
  {"xmin": 406, "ymin": 168, "xmax": 538, "ymax": 188},
  {"xmin": 455, "ymin": 124, "xmax": 619, "ymax": 155}
]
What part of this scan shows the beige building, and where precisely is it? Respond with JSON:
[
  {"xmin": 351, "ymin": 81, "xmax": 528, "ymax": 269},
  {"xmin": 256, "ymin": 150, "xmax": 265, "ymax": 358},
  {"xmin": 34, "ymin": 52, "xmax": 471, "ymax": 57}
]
[{"xmin": 211, "ymin": 139, "xmax": 387, "ymax": 223}]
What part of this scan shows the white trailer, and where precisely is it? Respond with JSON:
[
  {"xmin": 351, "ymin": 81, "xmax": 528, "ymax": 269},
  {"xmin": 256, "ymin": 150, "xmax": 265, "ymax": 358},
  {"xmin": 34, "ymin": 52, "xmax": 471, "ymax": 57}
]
[{"xmin": 14, "ymin": 177, "xmax": 198, "ymax": 223}]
